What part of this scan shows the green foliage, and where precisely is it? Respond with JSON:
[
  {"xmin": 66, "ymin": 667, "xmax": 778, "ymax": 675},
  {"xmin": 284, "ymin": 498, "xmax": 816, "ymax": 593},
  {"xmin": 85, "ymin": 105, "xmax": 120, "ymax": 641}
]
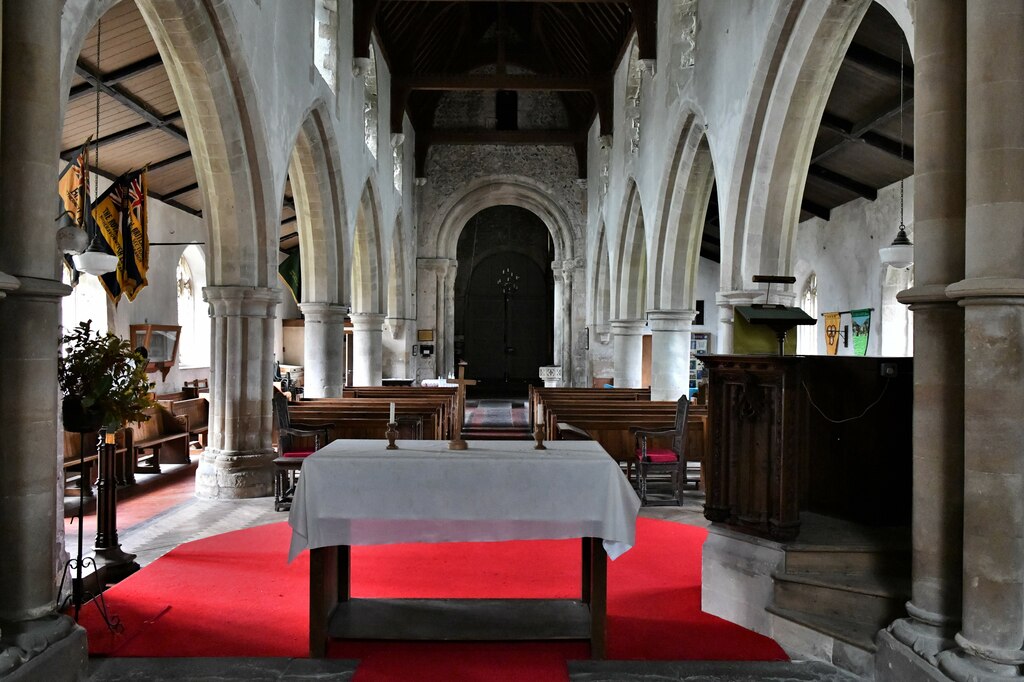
[{"xmin": 58, "ymin": 320, "xmax": 154, "ymax": 428}]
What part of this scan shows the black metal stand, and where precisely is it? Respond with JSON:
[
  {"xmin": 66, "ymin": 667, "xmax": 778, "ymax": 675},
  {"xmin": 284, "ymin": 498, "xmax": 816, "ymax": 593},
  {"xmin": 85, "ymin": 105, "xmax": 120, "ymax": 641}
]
[{"xmin": 58, "ymin": 430, "xmax": 123, "ymax": 634}]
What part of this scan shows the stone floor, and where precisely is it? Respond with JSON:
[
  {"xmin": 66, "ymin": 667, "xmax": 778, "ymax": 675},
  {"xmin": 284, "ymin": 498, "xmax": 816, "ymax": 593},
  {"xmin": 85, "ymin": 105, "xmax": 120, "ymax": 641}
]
[{"xmin": 73, "ymin": 399, "xmax": 865, "ymax": 681}]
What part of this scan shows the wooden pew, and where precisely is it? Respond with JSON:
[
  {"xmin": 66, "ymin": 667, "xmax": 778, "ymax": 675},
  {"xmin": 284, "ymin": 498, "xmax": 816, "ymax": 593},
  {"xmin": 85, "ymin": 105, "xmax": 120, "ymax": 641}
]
[
  {"xmin": 170, "ymin": 397, "xmax": 210, "ymax": 448},
  {"xmin": 127, "ymin": 405, "xmax": 190, "ymax": 474},
  {"xmin": 289, "ymin": 398, "xmax": 449, "ymax": 441},
  {"xmin": 63, "ymin": 428, "xmax": 132, "ymax": 494},
  {"xmin": 529, "ymin": 387, "xmax": 651, "ymax": 428}
]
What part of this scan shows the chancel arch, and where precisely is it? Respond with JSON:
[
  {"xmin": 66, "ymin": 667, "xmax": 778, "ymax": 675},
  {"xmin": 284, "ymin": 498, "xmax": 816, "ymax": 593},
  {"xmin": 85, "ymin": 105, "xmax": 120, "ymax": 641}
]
[
  {"xmin": 427, "ymin": 177, "xmax": 577, "ymax": 380},
  {"xmin": 453, "ymin": 206, "xmax": 554, "ymax": 390}
]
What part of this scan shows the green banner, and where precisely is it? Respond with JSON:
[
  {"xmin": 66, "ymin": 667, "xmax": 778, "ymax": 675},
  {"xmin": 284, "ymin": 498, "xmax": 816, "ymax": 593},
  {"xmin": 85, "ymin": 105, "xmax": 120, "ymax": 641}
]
[
  {"xmin": 278, "ymin": 249, "xmax": 301, "ymax": 303},
  {"xmin": 850, "ymin": 308, "xmax": 872, "ymax": 356}
]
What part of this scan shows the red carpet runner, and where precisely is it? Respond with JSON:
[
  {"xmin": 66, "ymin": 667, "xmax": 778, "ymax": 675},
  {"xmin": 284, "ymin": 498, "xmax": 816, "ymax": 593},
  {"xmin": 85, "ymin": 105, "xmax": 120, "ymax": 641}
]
[{"xmin": 81, "ymin": 518, "xmax": 787, "ymax": 680}]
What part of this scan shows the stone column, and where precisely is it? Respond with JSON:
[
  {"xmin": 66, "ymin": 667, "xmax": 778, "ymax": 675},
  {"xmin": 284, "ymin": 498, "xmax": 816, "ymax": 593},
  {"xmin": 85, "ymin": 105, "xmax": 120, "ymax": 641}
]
[
  {"xmin": 715, "ymin": 290, "xmax": 761, "ymax": 353},
  {"xmin": 416, "ymin": 258, "xmax": 454, "ymax": 378},
  {"xmin": 442, "ymin": 263, "xmax": 457, "ymax": 378},
  {"xmin": 0, "ymin": 1, "xmax": 87, "ymax": 677},
  {"xmin": 880, "ymin": 0, "xmax": 967, "ymax": 674},
  {"xmin": 350, "ymin": 312, "xmax": 385, "ymax": 386},
  {"xmin": 648, "ymin": 310, "xmax": 696, "ymax": 401},
  {"xmin": 938, "ymin": 3, "xmax": 1024, "ymax": 679},
  {"xmin": 552, "ymin": 262, "xmax": 566, "ymax": 374},
  {"xmin": 611, "ymin": 319, "xmax": 646, "ymax": 388},
  {"xmin": 299, "ymin": 302, "xmax": 347, "ymax": 398},
  {"xmin": 197, "ymin": 286, "xmax": 278, "ymax": 499}
]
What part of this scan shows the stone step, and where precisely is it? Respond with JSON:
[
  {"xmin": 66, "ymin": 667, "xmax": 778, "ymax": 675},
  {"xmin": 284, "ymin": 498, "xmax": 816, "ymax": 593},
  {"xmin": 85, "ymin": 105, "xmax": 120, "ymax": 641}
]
[
  {"xmin": 772, "ymin": 571, "xmax": 908, "ymax": 628},
  {"xmin": 767, "ymin": 603, "xmax": 881, "ymax": 653},
  {"xmin": 783, "ymin": 545, "xmax": 910, "ymax": 576}
]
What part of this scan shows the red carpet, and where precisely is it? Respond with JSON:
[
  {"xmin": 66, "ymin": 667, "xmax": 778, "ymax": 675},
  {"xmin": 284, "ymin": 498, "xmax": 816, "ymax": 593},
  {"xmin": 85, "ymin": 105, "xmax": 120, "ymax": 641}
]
[{"xmin": 80, "ymin": 518, "xmax": 787, "ymax": 680}]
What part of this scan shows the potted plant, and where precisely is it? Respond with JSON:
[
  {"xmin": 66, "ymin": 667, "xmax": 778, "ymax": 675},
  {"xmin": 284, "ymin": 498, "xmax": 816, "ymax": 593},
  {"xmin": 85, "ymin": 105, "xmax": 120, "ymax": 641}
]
[{"xmin": 59, "ymin": 320, "xmax": 155, "ymax": 433}]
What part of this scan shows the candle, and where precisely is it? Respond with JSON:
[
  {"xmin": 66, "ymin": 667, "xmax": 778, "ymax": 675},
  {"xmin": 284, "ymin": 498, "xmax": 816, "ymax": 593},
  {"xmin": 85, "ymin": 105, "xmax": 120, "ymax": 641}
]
[
  {"xmin": 535, "ymin": 403, "xmax": 543, "ymax": 425},
  {"xmin": 389, "ymin": 402, "xmax": 395, "ymax": 424}
]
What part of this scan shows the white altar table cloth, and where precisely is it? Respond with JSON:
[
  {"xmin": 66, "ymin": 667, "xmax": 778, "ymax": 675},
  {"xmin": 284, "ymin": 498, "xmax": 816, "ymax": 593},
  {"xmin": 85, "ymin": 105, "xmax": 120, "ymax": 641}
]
[{"xmin": 288, "ymin": 439, "xmax": 640, "ymax": 561}]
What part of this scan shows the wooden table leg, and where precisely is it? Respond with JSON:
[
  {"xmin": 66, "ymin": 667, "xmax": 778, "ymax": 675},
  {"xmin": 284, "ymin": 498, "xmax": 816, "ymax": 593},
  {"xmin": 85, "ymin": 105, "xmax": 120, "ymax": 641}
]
[
  {"xmin": 588, "ymin": 538, "xmax": 607, "ymax": 659},
  {"xmin": 309, "ymin": 546, "xmax": 342, "ymax": 658},
  {"xmin": 581, "ymin": 537, "xmax": 592, "ymax": 603}
]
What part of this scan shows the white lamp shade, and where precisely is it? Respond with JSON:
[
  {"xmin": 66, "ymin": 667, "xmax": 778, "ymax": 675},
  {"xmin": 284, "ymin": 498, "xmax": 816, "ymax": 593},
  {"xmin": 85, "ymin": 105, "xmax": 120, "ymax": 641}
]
[
  {"xmin": 879, "ymin": 243, "xmax": 914, "ymax": 269},
  {"xmin": 73, "ymin": 250, "xmax": 119, "ymax": 276}
]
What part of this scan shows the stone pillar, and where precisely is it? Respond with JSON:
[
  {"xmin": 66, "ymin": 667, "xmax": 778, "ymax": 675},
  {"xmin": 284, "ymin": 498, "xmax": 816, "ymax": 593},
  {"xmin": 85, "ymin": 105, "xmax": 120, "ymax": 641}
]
[
  {"xmin": 350, "ymin": 312, "xmax": 385, "ymax": 386},
  {"xmin": 611, "ymin": 319, "xmax": 646, "ymax": 388},
  {"xmin": 416, "ymin": 258, "xmax": 454, "ymax": 379},
  {"xmin": 938, "ymin": 3, "xmax": 1024, "ymax": 679},
  {"xmin": 552, "ymin": 262, "xmax": 566, "ymax": 373},
  {"xmin": 0, "ymin": 1, "xmax": 87, "ymax": 677},
  {"xmin": 715, "ymin": 290, "xmax": 761, "ymax": 353},
  {"xmin": 881, "ymin": 0, "xmax": 967, "ymax": 674},
  {"xmin": 442, "ymin": 264, "xmax": 456, "ymax": 378},
  {"xmin": 197, "ymin": 286, "xmax": 278, "ymax": 499},
  {"xmin": 299, "ymin": 302, "xmax": 347, "ymax": 398},
  {"xmin": 648, "ymin": 310, "xmax": 696, "ymax": 401}
]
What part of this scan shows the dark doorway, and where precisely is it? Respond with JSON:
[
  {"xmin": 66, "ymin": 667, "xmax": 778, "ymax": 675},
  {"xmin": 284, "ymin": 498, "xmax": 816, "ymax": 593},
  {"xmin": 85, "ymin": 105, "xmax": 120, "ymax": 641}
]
[{"xmin": 455, "ymin": 206, "xmax": 554, "ymax": 397}]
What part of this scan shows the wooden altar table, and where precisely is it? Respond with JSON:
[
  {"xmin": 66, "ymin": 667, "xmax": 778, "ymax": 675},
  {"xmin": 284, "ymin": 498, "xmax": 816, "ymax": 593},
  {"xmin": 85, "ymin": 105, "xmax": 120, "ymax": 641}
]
[{"xmin": 288, "ymin": 439, "xmax": 640, "ymax": 659}]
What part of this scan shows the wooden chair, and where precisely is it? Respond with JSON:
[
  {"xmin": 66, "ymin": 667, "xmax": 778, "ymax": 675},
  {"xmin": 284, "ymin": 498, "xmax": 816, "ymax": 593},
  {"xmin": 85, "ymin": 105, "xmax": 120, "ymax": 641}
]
[
  {"xmin": 272, "ymin": 390, "xmax": 333, "ymax": 512},
  {"xmin": 633, "ymin": 396, "xmax": 690, "ymax": 506}
]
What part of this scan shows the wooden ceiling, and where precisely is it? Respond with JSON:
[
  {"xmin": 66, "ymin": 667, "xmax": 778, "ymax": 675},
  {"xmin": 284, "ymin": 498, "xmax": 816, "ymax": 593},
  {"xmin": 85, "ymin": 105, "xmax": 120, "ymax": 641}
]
[{"xmin": 63, "ymin": 1, "xmax": 911, "ymax": 262}]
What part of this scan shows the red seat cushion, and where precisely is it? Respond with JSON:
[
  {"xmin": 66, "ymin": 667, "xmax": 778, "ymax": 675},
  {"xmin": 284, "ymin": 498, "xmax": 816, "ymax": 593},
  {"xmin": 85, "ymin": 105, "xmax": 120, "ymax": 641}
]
[
  {"xmin": 637, "ymin": 448, "xmax": 678, "ymax": 464},
  {"xmin": 282, "ymin": 450, "xmax": 315, "ymax": 458}
]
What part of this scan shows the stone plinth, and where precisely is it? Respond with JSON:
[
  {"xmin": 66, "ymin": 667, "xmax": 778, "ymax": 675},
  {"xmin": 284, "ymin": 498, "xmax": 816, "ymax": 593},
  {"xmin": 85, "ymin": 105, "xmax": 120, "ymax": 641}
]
[{"xmin": 538, "ymin": 365, "xmax": 562, "ymax": 388}]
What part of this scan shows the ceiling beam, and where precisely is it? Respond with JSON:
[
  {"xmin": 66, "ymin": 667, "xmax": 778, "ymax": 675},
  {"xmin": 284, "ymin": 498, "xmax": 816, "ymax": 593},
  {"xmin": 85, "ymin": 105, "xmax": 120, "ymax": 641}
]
[
  {"xmin": 395, "ymin": 73, "xmax": 603, "ymax": 92},
  {"xmin": 844, "ymin": 43, "xmax": 913, "ymax": 87},
  {"xmin": 163, "ymin": 181, "xmax": 199, "ymax": 200},
  {"xmin": 68, "ymin": 54, "xmax": 165, "ymax": 102},
  {"xmin": 807, "ymin": 164, "xmax": 878, "ymax": 201},
  {"xmin": 802, "ymin": 200, "xmax": 831, "ymax": 221},
  {"xmin": 60, "ymin": 113, "xmax": 184, "ymax": 160},
  {"xmin": 147, "ymin": 150, "xmax": 193, "ymax": 172},
  {"xmin": 813, "ymin": 98, "xmax": 914, "ymax": 167},
  {"xmin": 74, "ymin": 60, "xmax": 189, "ymax": 147},
  {"xmin": 425, "ymin": 129, "xmax": 584, "ymax": 145},
  {"xmin": 627, "ymin": 0, "xmax": 657, "ymax": 61},
  {"xmin": 352, "ymin": 0, "xmax": 380, "ymax": 60}
]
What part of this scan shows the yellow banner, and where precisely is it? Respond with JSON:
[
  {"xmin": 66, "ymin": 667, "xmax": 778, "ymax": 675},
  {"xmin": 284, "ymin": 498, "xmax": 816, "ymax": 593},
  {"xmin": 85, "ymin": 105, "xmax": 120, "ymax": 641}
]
[
  {"xmin": 91, "ymin": 184, "xmax": 124, "ymax": 303},
  {"xmin": 58, "ymin": 143, "xmax": 89, "ymax": 226},
  {"xmin": 824, "ymin": 311, "xmax": 841, "ymax": 356}
]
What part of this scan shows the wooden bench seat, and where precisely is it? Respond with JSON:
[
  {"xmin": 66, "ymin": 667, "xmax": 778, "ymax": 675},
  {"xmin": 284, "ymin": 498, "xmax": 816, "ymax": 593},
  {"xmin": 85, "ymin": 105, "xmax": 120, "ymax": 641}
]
[
  {"xmin": 127, "ymin": 405, "xmax": 190, "ymax": 474},
  {"xmin": 63, "ymin": 428, "xmax": 131, "ymax": 494},
  {"xmin": 171, "ymin": 397, "xmax": 210, "ymax": 448}
]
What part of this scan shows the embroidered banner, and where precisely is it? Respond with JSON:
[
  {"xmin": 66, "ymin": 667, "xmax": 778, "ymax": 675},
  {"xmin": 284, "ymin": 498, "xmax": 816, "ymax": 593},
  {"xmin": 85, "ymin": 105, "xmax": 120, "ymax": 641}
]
[
  {"xmin": 824, "ymin": 311, "xmax": 841, "ymax": 356},
  {"xmin": 851, "ymin": 308, "xmax": 872, "ymax": 356}
]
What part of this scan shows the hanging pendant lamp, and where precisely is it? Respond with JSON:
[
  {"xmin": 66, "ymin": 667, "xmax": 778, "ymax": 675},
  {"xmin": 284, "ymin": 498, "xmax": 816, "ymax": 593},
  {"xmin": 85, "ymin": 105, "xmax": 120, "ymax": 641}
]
[{"xmin": 879, "ymin": 41, "xmax": 913, "ymax": 269}]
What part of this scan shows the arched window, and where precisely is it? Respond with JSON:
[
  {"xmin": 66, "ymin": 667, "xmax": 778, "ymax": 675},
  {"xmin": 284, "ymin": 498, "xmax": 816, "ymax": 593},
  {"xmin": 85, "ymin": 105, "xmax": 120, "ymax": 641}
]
[
  {"xmin": 797, "ymin": 273, "xmax": 818, "ymax": 354},
  {"xmin": 313, "ymin": 0, "xmax": 338, "ymax": 92},
  {"xmin": 176, "ymin": 246, "xmax": 210, "ymax": 367},
  {"xmin": 625, "ymin": 42, "xmax": 642, "ymax": 154},
  {"xmin": 61, "ymin": 265, "xmax": 109, "ymax": 337},
  {"xmin": 363, "ymin": 47, "xmax": 378, "ymax": 158}
]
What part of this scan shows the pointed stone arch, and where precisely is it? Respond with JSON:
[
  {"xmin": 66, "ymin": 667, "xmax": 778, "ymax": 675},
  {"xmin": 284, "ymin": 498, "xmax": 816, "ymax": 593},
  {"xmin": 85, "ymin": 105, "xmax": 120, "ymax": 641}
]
[
  {"xmin": 730, "ymin": 1, "xmax": 879, "ymax": 287},
  {"xmin": 352, "ymin": 178, "xmax": 385, "ymax": 314},
  {"xmin": 61, "ymin": 0, "xmax": 275, "ymax": 287},
  {"xmin": 590, "ymin": 224, "xmax": 613, "ymax": 330},
  {"xmin": 652, "ymin": 112, "xmax": 716, "ymax": 310},
  {"xmin": 613, "ymin": 180, "xmax": 648, "ymax": 320},
  {"xmin": 387, "ymin": 212, "xmax": 410, "ymax": 322},
  {"xmin": 288, "ymin": 103, "xmax": 347, "ymax": 305}
]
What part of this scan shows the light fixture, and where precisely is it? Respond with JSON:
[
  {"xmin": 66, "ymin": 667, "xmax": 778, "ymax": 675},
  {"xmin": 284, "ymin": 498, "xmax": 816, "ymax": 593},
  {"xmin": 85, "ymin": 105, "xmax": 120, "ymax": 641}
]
[
  {"xmin": 73, "ymin": 240, "xmax": 119, "ymax": 276},
  {"xmin": 880, "ymin": 41, "xmax": 913, "ymax": 269},
  {"xmin": 73, "ymin": 17, "xmax": 118, "ymax": 278}
]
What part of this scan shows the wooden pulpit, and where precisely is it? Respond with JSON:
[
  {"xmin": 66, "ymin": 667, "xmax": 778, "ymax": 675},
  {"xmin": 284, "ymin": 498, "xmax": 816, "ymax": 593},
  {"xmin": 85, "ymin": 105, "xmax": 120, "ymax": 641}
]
[{"xmin": 700, "ymin": 354, "xmax": 912, "ymax": 540}]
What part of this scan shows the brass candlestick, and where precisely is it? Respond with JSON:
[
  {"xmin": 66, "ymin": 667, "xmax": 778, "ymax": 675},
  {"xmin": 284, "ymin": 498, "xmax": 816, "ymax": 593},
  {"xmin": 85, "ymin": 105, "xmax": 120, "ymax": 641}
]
[
  {"xmin": 385, "ymin": 421, "xmax": 399, "ymax": 449},
  {"xmin": 533, "ymin": 425, "xmax": 547, "ymax": 450}
]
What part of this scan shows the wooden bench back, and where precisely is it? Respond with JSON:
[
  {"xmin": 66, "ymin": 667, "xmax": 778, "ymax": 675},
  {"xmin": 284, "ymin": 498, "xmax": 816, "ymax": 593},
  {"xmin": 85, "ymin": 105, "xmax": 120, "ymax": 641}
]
[{"xmin": 171, "ymin": 397, "xmax": 209, "ymax": 430}]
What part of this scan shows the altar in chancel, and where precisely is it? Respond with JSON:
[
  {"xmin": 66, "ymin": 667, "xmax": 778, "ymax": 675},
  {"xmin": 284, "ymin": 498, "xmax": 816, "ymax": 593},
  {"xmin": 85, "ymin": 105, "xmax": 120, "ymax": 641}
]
[{"xmin": 288, "ymin": 438, "xmax": 640, "ymax": 658}]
